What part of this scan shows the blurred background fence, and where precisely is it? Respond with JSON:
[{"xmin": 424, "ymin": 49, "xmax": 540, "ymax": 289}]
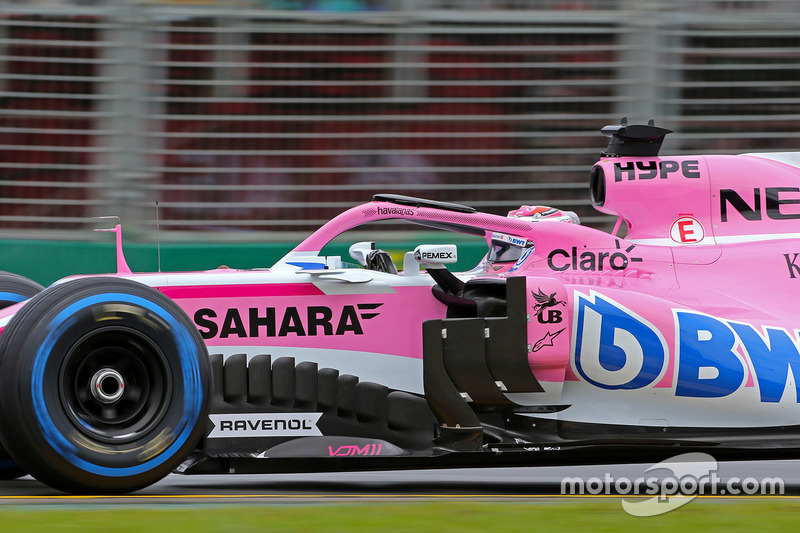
[{"xmin": 2, "ymin": 0, "xmax": 800, "ymax": 244}]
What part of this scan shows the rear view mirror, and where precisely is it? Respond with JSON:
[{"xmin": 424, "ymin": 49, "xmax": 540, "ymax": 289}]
[
  {"xmin": 348, "ymin": 241, "xmax": 375, "ymax": 267},
  {"xmin": 413, "ymin": 245, "xmax": 458, "ymax": 268}
]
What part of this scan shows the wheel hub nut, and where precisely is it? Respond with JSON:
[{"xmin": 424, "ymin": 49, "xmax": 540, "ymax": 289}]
[{"xmin": 90, "ymin": 368, "xmax": 125, "ymax": 404}]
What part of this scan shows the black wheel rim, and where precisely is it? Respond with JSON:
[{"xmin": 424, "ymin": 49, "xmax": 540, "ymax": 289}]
[{"xmin": 59, "ymin": 326, "xmax": 172, "ymax": 444}]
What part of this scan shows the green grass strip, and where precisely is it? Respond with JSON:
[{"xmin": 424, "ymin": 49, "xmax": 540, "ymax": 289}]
[{"xmin": 0, "ymin": 500, "xmax": 798, "ymax": 533}]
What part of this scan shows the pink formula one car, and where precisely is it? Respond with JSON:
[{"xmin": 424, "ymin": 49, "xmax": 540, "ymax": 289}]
[{"xmin": 1, "ymin": 120, "xmax": 800, "ymax": 494}]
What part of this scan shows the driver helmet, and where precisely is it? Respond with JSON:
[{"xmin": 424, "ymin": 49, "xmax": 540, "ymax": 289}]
[
  {"xmin": 485, "ymin": 205, "xmax": 579, "ymax": 272},
  {"xmin": 507, "ymin": 205, "xmax": 580, "ymax": 224}
]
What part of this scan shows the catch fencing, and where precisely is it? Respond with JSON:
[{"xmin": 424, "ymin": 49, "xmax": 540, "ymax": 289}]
[{"xmin": 1, "ymin": 0, "xmax": 799, "ymax": 241}]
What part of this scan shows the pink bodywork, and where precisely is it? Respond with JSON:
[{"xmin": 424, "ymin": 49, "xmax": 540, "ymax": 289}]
[
  {"xmin": 3, "ymin": 152, "xmax": 800, "ymax": 428},
  {"xmin": 515, "ymin": 152, "xmax": 800, "ymax": 426}
]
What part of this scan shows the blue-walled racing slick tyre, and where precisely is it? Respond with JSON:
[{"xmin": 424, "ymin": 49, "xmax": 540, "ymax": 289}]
[
  {"xmin": 0, "ymin": 277, "xmax": 211, "ymax": 494},
  {"xmin": 0, "ymin": 271, "xmax": 44, "ymax": 480}
]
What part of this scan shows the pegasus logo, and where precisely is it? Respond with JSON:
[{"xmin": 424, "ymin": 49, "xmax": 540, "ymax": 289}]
[{"xmin": 532, "ymin": 288, "xmax": 566, "ymax": 324}]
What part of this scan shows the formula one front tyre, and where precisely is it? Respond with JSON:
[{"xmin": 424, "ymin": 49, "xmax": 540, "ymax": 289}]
[
  {"xmin": 0, "ymin": 271, "xmax": 44, "ymax": 480},
  {"xmin": 0, "ymin": 277, "xmax": 211, "ymax": 493}
]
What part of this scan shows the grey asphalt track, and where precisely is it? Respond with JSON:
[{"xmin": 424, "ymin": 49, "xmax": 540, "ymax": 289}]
[{"xmin": 0, "ymin": 460, "xmax": 798, "ymax": 504}]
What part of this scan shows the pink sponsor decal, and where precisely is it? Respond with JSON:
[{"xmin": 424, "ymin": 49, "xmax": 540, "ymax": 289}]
[
  {"xmin": 328, "ymin": 443, "xmax": 382, "ymax": 457},
  {"xmin": 176, "ymin": 285, "xmax": 445, "ymax": 359}
]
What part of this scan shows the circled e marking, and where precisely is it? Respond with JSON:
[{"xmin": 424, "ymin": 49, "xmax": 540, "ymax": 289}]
[{"xmin": 670, "ymin": 216, "xmax": 705, "ymax": 244}]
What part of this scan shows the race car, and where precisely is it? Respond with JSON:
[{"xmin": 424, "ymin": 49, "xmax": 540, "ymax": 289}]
[{"xmin": 1, "ymin": 119, "xmax": 800, "ymax": 494}]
